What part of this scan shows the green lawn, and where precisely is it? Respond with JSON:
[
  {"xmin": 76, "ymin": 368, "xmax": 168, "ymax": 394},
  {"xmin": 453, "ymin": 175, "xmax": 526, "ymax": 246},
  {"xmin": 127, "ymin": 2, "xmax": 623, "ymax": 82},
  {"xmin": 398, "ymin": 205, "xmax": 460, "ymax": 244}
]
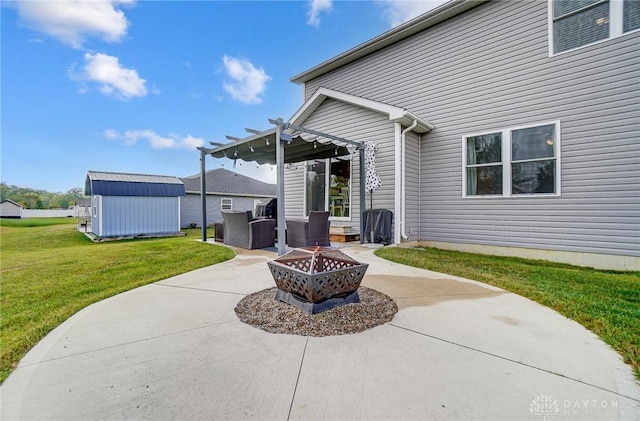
[
  {"xmin": 375, "ymin": 246, "xmax": 640, "ymax": 380},
  {"xmin": 0, "ymin": 218, "xmax": 235, "ymax": 383}
]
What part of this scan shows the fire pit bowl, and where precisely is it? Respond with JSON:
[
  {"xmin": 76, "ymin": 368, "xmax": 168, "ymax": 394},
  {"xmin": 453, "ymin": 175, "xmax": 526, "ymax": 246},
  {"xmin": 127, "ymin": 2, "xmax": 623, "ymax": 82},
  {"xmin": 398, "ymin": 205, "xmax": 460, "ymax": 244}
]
[{"xmin": 267, "ymin": 247, "xmax": 369, "ymax": 314}]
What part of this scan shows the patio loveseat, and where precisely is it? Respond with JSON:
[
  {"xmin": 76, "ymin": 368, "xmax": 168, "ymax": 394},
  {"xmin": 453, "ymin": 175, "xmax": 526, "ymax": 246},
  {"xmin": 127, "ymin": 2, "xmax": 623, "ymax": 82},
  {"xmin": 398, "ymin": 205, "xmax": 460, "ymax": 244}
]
[{"xmin": 221, "ymin": 211, "xmax": 276, "ymax": 250}]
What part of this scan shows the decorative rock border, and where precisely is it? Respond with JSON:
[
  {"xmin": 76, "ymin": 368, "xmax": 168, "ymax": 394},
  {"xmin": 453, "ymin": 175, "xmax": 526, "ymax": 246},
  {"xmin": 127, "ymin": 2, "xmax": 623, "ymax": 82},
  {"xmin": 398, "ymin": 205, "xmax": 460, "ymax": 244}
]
[{"xmin": 234, "ymin": 287, "xmax": 398, "ymax": 337}]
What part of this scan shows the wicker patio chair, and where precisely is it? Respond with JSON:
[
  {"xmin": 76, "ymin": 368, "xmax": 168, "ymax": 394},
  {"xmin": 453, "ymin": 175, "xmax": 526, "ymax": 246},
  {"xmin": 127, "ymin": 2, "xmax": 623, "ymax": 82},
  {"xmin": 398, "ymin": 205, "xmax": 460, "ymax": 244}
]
[
  {"xmin": 222, "ymin": 211, "xmax": 276, "ymax": 249},
  {"xmin": 286, "ymin": 211, "xmax": 331, "ymax": 248}
]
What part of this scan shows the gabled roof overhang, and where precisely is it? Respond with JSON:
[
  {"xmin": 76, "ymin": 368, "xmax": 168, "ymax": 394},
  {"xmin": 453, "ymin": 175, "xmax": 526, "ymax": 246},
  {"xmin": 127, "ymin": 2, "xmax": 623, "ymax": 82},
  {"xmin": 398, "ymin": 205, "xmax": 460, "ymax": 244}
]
[{"xmin": 290, "ymin": 87, "xmax": 434, "ymax": 133}]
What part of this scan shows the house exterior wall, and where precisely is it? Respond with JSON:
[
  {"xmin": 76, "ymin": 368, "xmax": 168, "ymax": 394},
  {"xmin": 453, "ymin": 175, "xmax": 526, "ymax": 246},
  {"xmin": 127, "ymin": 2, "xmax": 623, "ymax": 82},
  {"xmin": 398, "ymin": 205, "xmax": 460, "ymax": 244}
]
[
  {"xmin": 404, "ymin": 130, "xmax": 420, "ymax": 241},
  {"xmin": 300, "ymin": 0, "xmax": 640, "ymax": 263},
  {"xmin": 284, "ymin": 98, "xmax": 397, "ymax": 235},
  {"xmin": 97, "ymin": 196, "xmax": 180, "ymax": 237},
  {"xmin": 0, "ymin": 201, "xmax": 22, "ymax": 218},
  {"xmin": 180, "ymin": 193, "xmax": 271, "ymax": 228}
]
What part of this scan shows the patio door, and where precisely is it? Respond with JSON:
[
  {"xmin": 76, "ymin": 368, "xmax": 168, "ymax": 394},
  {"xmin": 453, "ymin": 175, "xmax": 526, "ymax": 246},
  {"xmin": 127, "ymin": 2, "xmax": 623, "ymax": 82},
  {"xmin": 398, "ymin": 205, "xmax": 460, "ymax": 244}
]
[{"xmin": 304, "ymin": 158, "xmax": 351, "ymax": 219}]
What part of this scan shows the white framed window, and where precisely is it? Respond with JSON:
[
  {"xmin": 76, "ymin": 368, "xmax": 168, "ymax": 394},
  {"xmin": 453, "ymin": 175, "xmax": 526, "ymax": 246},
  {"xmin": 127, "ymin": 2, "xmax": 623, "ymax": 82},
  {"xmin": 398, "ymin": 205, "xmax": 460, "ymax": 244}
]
[
  {"xmin": 92, "ymin": 196, "xmax": 98, "ymax": 217},
  {"xmin": 221, "ymin": 198, "xmax": 232, "ymax": 211},
  {"xmin": 463, "ymin": 121, "xmax": 560, "ymax": 198},
  {"xmin": 304, "ymin": 157, "xmax": 352, "ymax": 219},
  {"xmin": 550, "ymin": 0, "xmax": 640, "ymax": 55}
]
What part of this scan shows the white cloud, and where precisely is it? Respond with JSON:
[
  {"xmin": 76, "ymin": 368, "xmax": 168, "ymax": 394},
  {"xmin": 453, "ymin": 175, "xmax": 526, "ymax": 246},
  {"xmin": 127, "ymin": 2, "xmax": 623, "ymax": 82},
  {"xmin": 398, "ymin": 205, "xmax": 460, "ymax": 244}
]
[
  {"xmin": 377, "ymin": 0, "xmax": 449, "ymax": 27},
  {"xmin": 222, "ymin": 55, "xmax": 270, "ymax": 105},
  {"xmin": 105, "ymin": 129, "xmax": 205, "ymax": 150},
  {"xmin": 104, "ymin": 128, "xmax": 121, "ymax": 139},
  {"xmin": 307, "ymin": 0, "xmax": 332, "ymax": 27},
  {"xmin": 13, "ymin": 0, "xmax": 134, "ymax": 49},
  {"xmin": 182, "ymin": 135, "xmax": 205, "ymax": 149},
  {"xmin": 80, "ymin": 52, "xmax": 147, "ymax": 100}
]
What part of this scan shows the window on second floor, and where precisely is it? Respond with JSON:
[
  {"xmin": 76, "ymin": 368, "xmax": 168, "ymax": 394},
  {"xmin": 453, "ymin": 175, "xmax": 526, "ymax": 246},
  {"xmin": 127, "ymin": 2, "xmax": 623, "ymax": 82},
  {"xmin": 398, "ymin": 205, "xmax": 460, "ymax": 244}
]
[{"xmin": 551, "ymin": 0, "xmax": 640, "ymax": 54}]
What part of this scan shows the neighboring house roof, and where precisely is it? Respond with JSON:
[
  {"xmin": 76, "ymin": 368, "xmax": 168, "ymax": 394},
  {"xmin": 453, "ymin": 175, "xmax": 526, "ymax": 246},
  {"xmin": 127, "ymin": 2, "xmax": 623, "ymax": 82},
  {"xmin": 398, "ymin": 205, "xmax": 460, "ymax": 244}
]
[
  {"xmin": 181, "ymin": 168, "xmax": 276, "ymax": 197},
  {"xmin": 85, "ymin": 171, "xmax": 185, "ymax": 197},
  {"xmin": 289, "ymin": 87, "xmax": 434, "ymax": 133},
  {"xmin": 1, "ymin": 199, "xmax": 23, "ymax": 208},
  {"xmin": 74, "ymin": 198, "xmax": 91, "ymax": 207},
  {"xmin": 290, "ymin": 0, "xmax": 488, "ymax": 84}
]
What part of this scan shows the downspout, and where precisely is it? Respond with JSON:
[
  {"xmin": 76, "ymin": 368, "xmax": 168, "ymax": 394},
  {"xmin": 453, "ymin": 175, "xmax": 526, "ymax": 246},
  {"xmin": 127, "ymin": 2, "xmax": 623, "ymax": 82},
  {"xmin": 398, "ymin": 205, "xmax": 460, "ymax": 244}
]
[
  {"xmin": 401, "ymin": 118, "xmax": 418, "ymax": 240},
  {"xmin": 418, "ymin": 133, "xmax": 422, "ymax": 244},
  {"xmin": 394, "ymin": 123, "xmax": 402, "ymax": 245}
]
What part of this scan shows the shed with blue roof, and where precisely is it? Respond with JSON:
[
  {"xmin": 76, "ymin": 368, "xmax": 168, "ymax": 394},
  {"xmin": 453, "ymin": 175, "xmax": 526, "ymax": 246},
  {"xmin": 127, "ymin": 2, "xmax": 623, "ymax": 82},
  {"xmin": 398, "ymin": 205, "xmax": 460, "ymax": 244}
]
[{"xmin": 85, "ymin": 171, "xmax": 185, "ymax": 238}]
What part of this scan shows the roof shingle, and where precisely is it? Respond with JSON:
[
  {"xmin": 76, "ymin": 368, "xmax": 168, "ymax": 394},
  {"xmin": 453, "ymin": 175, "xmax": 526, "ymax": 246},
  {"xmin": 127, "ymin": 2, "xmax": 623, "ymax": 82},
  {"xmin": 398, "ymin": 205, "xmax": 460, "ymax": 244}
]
[{"xmin": 181, "ymin": 168, "xmax": 276, "ymax": 197}]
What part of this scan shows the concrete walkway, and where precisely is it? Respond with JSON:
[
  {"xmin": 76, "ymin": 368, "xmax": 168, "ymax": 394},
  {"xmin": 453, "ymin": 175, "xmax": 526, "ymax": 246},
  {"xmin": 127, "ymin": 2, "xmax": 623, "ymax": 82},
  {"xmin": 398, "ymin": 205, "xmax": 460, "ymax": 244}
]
[{"xmin": 2, "ymin": 245, "xmax": 639, "ymax": 420}]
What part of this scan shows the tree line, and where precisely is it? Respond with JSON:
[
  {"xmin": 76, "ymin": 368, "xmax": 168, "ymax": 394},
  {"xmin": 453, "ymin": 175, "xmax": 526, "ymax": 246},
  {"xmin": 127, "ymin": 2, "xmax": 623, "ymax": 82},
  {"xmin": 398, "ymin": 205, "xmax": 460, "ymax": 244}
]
[{"xmin": 0, "ymin": 182, "xmax": 85, "ymax": 209}]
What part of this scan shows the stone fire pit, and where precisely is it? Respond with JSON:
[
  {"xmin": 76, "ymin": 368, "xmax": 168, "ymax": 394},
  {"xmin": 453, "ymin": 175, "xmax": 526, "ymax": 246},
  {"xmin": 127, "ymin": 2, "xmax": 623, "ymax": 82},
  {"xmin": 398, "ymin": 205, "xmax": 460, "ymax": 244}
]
[{"xmin": 267, "ymin": 247, "xmax": 369, "ymax": 314}]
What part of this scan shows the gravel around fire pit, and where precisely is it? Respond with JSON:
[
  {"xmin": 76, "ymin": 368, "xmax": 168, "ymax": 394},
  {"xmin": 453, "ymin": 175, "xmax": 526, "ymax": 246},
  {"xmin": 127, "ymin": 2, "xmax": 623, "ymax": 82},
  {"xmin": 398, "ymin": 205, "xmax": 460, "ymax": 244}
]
[{"xmin": 235, "ymin": 287, "xmax": 398, "ymax": 336}]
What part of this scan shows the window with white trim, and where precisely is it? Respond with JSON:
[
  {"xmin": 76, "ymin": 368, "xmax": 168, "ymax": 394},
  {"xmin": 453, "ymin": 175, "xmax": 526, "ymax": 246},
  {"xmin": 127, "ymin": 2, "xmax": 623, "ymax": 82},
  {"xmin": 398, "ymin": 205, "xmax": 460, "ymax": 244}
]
[
  {"xmin": 463, "ymin": 122, "xmax": 560, "ymax": 197},
  {"xmin": 551, "ymin": 0, "xmax": 640, "ymax": 54},
  {"xmin": 221, "ymin": 198, "xmax": 232, "ymax": 211}
]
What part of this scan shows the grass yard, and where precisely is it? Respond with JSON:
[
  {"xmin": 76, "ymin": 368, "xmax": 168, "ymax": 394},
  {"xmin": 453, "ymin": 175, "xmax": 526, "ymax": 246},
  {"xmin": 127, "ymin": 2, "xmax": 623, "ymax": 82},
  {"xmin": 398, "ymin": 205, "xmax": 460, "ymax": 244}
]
[
  {"xmin": 0, "ymin": 218, "xmax": 235, "ymax": 383},
  {"xmin": 375, "ymin": 246, "xmax": 640, "ymax": 380}
]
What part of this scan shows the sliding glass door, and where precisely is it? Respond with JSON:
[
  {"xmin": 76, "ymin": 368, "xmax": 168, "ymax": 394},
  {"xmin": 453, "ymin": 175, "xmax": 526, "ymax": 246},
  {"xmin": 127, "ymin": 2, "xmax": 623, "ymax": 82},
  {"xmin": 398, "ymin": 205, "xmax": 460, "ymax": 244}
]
[{"xmin": 305, "ymin": 158, "xmax": 351, "ymax": 219}]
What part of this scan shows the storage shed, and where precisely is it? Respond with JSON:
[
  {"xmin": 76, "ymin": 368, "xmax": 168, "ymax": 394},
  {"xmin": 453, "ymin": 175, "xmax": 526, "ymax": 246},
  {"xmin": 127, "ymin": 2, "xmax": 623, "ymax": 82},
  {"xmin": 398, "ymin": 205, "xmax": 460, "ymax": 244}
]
[
  {"xmin": 84, "ymin": 171, "xmax": 185, "ymax": 238},
  {"xmin": 0, "ymin": 200, "xmax": 23, "ymax": 218}
]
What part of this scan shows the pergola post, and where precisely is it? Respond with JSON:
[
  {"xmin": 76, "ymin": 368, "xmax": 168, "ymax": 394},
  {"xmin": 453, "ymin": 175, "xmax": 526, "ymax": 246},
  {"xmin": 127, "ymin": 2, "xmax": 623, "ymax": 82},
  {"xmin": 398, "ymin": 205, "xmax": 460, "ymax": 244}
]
[
  {"xmin": 275, "ymin": 118, "xmax": 286, "ymax": 255},
  {"xmin": 359, "ymin": 147, "xmax": 365, "ymax": 244},
  {"xmin": 199, "ymin": 147, "xmax": 207, "ymax": 242}
]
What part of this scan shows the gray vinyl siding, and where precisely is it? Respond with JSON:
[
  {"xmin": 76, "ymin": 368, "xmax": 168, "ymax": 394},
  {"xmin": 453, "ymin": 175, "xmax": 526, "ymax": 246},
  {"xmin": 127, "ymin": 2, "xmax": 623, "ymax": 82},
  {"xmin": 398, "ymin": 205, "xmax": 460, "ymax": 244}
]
[
  {"xmin": 0, "ymin": 202, "xmax": 22, "ymax": 218},
  {"xmin": 284, "ymin": 166, "xmax": 305, "ymax": 219},
  {"xmin": 302, "ymin": 0, "xmax": 640, "ymax": 256},
  {"xmin": 285, "ymin": 98, "xmax": 397, "ymax": 235},
  {"xmin": 100, "ymin": 196, "xmax": 180, "ymax": 237},
  {"xmin": 180, "ymin": 194, "xmax": 271, "ymax": 228},
  {"xmin": 404, "ymin": 131, "xmax": 420, "ymax": 241}
]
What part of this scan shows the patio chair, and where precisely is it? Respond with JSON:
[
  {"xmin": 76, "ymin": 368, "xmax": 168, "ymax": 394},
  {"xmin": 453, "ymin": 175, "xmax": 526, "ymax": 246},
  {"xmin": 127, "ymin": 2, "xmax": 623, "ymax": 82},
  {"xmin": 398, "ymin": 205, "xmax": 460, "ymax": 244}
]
[
  {"xmin": 222, "ymin": 211, "xmax": 276, "ymax": 249},
  {"xmin": 286, "ymin": 211, "xmax": 331, "ymax": 248}
]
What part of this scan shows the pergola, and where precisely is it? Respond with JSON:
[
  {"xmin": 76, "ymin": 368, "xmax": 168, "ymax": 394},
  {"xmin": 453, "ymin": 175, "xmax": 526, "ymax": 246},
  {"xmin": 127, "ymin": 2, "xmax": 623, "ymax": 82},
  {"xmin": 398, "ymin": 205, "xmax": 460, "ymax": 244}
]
[{"xmin": 197, "ymin": 118, "xmax": 366, "ymax": 255}]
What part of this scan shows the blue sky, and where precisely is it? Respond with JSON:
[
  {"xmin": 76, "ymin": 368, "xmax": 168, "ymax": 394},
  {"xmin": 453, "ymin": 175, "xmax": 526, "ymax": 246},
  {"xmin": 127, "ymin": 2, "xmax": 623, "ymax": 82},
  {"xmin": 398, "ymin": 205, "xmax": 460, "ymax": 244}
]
[{"xmin": 1, "ymin": 0, "xmax": 447, "ymax": 192}]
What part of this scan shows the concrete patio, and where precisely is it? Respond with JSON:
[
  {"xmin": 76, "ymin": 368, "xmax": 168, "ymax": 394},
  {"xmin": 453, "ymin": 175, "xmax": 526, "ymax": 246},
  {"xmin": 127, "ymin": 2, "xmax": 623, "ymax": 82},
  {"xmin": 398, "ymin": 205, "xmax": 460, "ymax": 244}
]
[{"xmin": 1, "ymin": 245, "xmax": 638, "ymax": 420}]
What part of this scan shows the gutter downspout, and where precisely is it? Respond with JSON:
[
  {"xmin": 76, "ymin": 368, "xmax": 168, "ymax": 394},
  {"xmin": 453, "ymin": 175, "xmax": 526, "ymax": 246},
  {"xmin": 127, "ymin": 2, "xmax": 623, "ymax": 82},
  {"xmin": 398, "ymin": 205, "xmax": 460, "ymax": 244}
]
[
  {"xmin": 401, "ymin": 118, "xmax": 418, "ymax": 240},
  {"xmin": 418, "ymin": 133, "xmax": 422, "ymax": 244},
  {"xmin": 394, "ymin": 123, "xmax": 402, "ymax": 245}
]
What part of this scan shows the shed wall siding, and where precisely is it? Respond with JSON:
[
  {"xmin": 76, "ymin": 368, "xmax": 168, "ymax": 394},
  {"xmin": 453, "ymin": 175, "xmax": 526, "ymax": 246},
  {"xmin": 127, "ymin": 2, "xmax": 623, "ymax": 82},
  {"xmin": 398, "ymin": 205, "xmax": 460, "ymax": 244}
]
[
  {"xmin": 302, "ymin": 0, "xmax": 640, "ymax": 257},
  {"xmin": 101, "ymin": 196, "xmax": 180, "ymax": 237},
  {"xmin": 180, "ymin": 194, "xmax": 270, "ymax": 228},
  {"xmin": 285, "ymin": 98, "xmax": 398, "ymax": 234}
]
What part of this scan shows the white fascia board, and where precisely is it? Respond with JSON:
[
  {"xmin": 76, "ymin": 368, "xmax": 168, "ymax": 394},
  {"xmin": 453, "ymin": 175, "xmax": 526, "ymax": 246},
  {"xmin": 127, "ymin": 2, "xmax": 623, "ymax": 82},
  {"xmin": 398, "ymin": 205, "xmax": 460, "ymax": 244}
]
[{"xmin": 289, "ymin": 87, "xmax": 434, "ymax": 133}]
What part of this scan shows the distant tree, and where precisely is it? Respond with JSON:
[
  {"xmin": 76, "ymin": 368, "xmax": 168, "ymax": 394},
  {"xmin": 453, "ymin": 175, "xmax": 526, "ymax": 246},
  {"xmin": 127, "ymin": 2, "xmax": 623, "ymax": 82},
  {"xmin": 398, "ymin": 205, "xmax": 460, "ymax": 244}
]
[
  {"xmin": 23, "ymin": 192, "xmax": 39, "ymax": 209},
  {"xmin": 0, "ymin": 183, "xmax": 85, "ymax": 208}
]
